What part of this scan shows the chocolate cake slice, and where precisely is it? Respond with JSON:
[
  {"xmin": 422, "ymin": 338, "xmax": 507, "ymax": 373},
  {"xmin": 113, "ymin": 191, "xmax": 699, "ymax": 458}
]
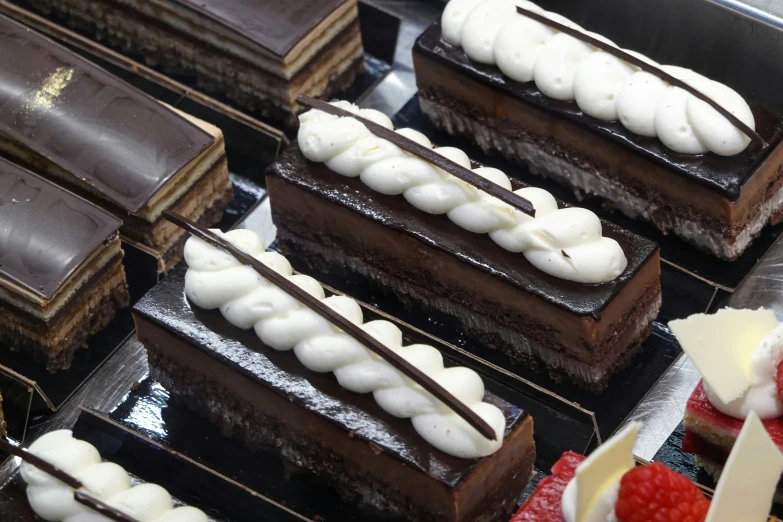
[
  {"xmin": 133, "ymin": 229, "xmax": 537, "ymax": 522},
  {"xmin": 265, "ymin": 101, "xmax": 661, "ymax": 392},
  {"xmin": 0, "ymin": 157, "xmax": 129, "ymax": 372},
  {"xmin": 18, "ymin": 0, "xmax": 366, "ymax": 127},
  {"xmin": 0, "ymin": 13, "xmax": 232, "ymax": 270},
  {"xmin": 413, "ymin": 1, "xmax": 783, "ymax": 260}
]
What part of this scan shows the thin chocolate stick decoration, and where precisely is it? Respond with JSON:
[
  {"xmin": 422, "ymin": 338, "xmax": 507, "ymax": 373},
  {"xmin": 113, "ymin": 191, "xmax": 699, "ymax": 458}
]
[
  {"xmin": 515, "ymin": 6, "xmax": 766, "ymax": 149},
  {"xmin": 164, "ymin": 211, "xmax": 498, "ymax": 441},
  {"xmin": 74, "ymin": 491, "xmax": 141, "ymax": 522},
  {"xmin": 0, "ymin": 438, "xmax": 141, "ymax": 522},
  {"xmin": 296, "ymin": 95, "xmax": 537, "ymax": 217}
]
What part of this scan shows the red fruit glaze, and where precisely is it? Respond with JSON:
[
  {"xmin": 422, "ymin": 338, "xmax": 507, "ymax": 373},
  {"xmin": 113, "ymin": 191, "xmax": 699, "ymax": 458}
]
[
  {"xmin": 776, "ymin": 360, "xmax": 783, "ymax": 406},
  {"xmin": 685, "ymin": 381, "xmax": 783, "ymax": 448},
  {"xmin": 510, "ymin": 452, "xmax": 586, "ymax": 522},
  {"xmin": 615, "ymin": 462, "xmax": 710, "ymax": 522}
]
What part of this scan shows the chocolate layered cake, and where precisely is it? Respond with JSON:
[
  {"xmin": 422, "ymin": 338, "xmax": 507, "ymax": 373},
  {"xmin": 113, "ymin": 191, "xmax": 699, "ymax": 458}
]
[
  {"xmin": 133, "ymin": 227, "xmax": 537, "ymax": 522},
  {"xmin": 0, "ymin": 157, "xmax": 129, "ymax": 371},
  {"xmin": 0, "ymin": 14, "xmax": 232, "ymax": 270},
  {"xmin": 670, "ymin": 309, "xmax": 783, "ymax": 500},
  {"xmin": 413, "ymin": 0, "xmax": 783, "ymax": 260},
  {"xmin": 19, "ymin": 0, "xmax": 365, "ymax": 127},
  {"xmin": 266, "ymin": 101, "xmax": 661, "ymax": 392}
]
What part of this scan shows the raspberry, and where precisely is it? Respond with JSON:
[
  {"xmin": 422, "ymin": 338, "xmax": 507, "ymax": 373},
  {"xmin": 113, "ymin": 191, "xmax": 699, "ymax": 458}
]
[
  {"xmin": 776, "ymin": 359, "xmax": 783, "ymax": 404},
  {"xmin": 615, "ymin": 462, "xmax": 710, "ymax": 522}
]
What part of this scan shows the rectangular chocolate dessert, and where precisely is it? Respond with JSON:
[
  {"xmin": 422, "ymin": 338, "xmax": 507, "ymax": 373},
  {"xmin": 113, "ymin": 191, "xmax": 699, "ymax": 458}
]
[
  {"xmin": 266, "ymin": 143, "xmax": 661, "ymax": 392},
  {"xmin": 0, "ymin": 157, "xmax": 129, "ymax": 371},
  {"xmin": 0, "ymin": 13, "xmax": 232, "ymax": 270},
  {"xmin": 412, "ymin": 14, "xmax": 783, "ymax": 260},
  {"xmin": 133, "ymin": 266, "xmax": 536, "ymax": 522},
  {"xmin": 18, "ymin": 0, "xmax": 366, "ymax": 128}
]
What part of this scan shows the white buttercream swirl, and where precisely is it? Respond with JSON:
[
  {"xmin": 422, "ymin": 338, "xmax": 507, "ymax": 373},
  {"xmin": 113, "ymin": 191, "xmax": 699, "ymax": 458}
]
[
  {"xmin": 441, "ymin": 0, "xmax": 755, "ymax": 156},
  {"xmin": 19, "ymin": 430, "xmax": 208, "ymax": 522},
  {"xmin": 183, "ymin": 228, "xmax": 506, "ymax": 458},
  {"xmin": 561, "ymin": 477, "xmax": 620, "ymax": 522},
  {"xmin": 705, "ymin": 323, "xmax": 783, "ymax": 420},
  {"xmin": 297, "ymin": 100, "xmax": 627, "ymax": 284}
]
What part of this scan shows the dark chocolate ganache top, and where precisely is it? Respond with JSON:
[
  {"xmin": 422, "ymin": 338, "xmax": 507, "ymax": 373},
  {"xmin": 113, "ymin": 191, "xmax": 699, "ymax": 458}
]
[
  {"xmin": 0, "ymin": 156, "xmax": 121, "ymax": 300},
  {"xmin": 171, "ymin": 0, "xmax": 348, "ymax": 57},
  {"xmin": 415, "ymin": 23, "xmax": 783, "ymax": 202},
  {"xmin": 133, "ymin": 266, "xmax": 529, "ymax": 487},
  {"xmin": 0, "ymin": 14, "xmax": 214, "ymax": 215},
  {"xmin": 268, "ymin": 144, "xmax": 658, "ymax": 318}
]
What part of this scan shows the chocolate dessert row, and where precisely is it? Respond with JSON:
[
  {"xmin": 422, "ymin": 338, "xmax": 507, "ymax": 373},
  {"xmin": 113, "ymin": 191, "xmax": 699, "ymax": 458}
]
[
  {"xmin": 413, "ymin": 0, "xmax": 783, "ymax": 260},
  {"xmin": 16, "ymin": 0, "xmax": 366, "ymax": 127},
  {"xmin": 0, "ymin": 13, "xmax": 232, "ymax": 270},
  {"xmin": 266, "ymin": 100, "xmax": 661, "ymax": 392}
]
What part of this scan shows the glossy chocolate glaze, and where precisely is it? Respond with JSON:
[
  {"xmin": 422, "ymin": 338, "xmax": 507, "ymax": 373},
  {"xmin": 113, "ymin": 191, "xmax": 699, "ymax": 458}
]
[
  {"xmin": 267, "ymin": 144, "xmax": 658, "ymax": 317},
  {"xmin": 0, "ymin": 156, "xmax": 121, "ymax": 300},
  {"xmin": 171, "ymin": 0, "xmax": 347, "ymax": 57},
  {"xmin": 133, "ymin": 266, "xmax": 528, "ymax": 487},
  {"xmin": 0, "ymin": 14, "xmax": 213, "ymax": 214},
  {"xmin": 414, "ymin": 23, "xmax": 783, "ymax": 201}
]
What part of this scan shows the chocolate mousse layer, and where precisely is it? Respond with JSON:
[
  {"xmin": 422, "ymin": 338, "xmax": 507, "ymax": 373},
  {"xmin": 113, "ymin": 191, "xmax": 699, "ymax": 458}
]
[
  {"xmin": 266, "ymin": 144, "xmax": 661, "ymax": 392},
  {"xmin": 18, "ymin": 0, "xmax": 366, "ymax": 128},
  {"xmin": 133, "ymin": 267, "xmax": 536, "ymax": 522},
  {"xmin": 413, "ymin": 23, "xmax": 783, "ymax": 260},
  {"xmin": 0, "ymin": 157, "xmax": 129, "ymax": 371},
  {"xmin": 0, "ymin": 14, "xmax": 232, "ymax": 270}
]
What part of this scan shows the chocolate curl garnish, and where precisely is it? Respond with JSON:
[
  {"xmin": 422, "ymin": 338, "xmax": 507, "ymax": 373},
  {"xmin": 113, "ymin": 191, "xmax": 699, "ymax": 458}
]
[
  {"xmin": 516, "ymin": 6, "xmax": 766, "ymax": 149},
  {"xmin": 297, "ymin": 95, "xmax": 537, "ymax": 217},
  {"xmin": 0, "ymin": 438, "xmax": 141, "ymax": 522},
  {"xmin": 74, "ymin": 491, "xmax": 141, "ymax": 522},
  {"xmin": 164, "ymin": 211, "xmax": 498, "ymax": 441}
]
